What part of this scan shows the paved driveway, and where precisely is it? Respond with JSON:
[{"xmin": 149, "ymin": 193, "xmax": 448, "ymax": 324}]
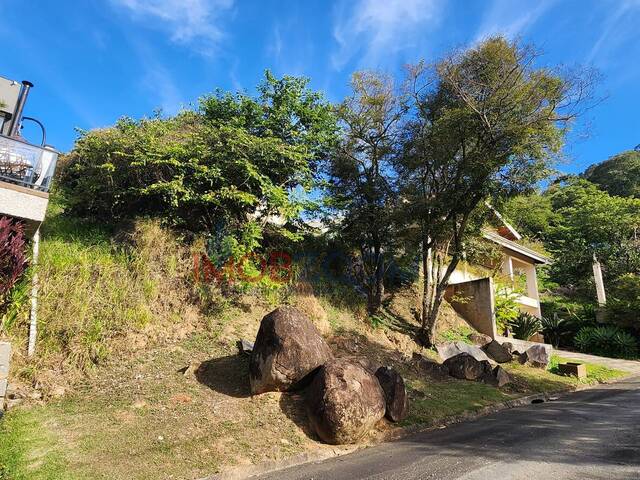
[
  {"xmin": 554, "ymin": 349, "xmax": 640, "ymax": 374},
  {"xmin": 254, "ymin": 377, "xmax": 640, "ymax": 480}
]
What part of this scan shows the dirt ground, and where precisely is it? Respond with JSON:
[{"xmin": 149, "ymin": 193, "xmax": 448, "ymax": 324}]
[{"xmin": 0, "ymin": 286, "xmax": 625, "ymax": 480}]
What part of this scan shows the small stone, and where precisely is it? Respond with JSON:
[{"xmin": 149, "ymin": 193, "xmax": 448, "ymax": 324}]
[
  {"xmin": 469, "ymin": 333, "xmax": 492, "ymax": 347},
  {"xmin": 51, "ymin": 386, "xmax": 66, "ymax": 398},
  {"xmin": 132, "ymin": 400, "xmax": 147, "ymax": 409},
  {"xmin": 483, "ymin": 340, "xmax": 513, "ymax": 364},
  {"xmin": 237, "ymin": 339, "xmax": 254, "ymax": 356},
  {"xmin": 520, "ymin": 344, "xmax": 552, "ymax": 368},
  {"xmin": 29, "ymin": 391, "xmax": 43, "ymax": 401},
  {"xmin": 494, "ymin": 366, "xmax": 511, "ymax": 387}
]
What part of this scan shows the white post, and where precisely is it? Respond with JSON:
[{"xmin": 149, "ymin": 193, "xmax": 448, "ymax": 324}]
[
  {"xmin": 27, "ymin": 228, "xmax": 40, "ymax": 357},
  {"xmin": 592, "ymin": 253, "xmax": 606, "ymax": 306}
]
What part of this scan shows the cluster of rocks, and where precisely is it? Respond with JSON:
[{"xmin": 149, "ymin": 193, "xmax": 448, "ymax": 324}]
[
  {"xmin": 418, "ymin": 336, "xmax": 552, "ymax": 388},
  {"xmin": 248, "ymin": 306, "xmax": 408, "ymax": 445}
]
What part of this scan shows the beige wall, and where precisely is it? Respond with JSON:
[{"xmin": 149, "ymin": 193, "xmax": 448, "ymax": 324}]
[
  {"xmin": 0, "ymin": 181, "xmax": 48, "ymax": 237},
  {"xmin": 445, "ymin": 277, "xmax": 497, "ymax": 339}
]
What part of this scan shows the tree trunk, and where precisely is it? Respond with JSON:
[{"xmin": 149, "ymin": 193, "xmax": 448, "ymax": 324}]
[
  {"xmin": 367, "ymin": 242, "xmax": 384, "ymax": 315},
  {"xmin": 419, "ymin": 238, "xmax": 460, "ymax": 347}
]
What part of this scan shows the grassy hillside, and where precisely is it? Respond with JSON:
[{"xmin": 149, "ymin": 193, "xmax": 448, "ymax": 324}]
[{"xmin": 0, "ymin": 204, "xmax": 627, "ymax": 480}]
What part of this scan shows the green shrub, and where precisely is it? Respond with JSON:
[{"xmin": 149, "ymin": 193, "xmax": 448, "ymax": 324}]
[
  {"xmin": 59, "ymin": 73, "xmax": 337, "ymax": 245},
  {"xmin": 606, "ymin": 273, "xmax": 640, "ymax": 332},
  {"xmin": 540, "ymin": 314, "xmax": 565, "ymax": 347},
  {"xmin": 508, "ymin": 312, "xmax": 542, "ymax": 341},
  {"xmin": 494, "ymin": 283, "xmax": 520, "ymax": 334},
  {"xmin": 574, "ymin": 325, "xmax": 638, "ymax": 359},
  {"xmin": 540, "ymin": 296, "xmax": 598, "ymax": 347}
]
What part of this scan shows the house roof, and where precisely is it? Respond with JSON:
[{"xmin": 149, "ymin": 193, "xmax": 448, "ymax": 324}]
[{"xmin": 482, "ymin": 230, "xmax": 551, "ymax": 265}]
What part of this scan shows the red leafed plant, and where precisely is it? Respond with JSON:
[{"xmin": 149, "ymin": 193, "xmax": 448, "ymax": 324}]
[{"xmin": 0, "ymin": 216, "xmax": 28, "ymax": 310}]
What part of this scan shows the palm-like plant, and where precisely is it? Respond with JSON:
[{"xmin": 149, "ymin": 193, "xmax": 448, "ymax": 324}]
[
  {"xmin": 540, "ymin": 314, "xmax": 565, "ymax": 347},
  {"xmin": 508, "ymin": 312, "xmax": 542, "ymax": 341}
]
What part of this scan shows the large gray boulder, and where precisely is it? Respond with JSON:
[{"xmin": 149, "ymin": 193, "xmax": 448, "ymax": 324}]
[
  {"xmin": 437, "ymin": 341, "xmax": 494, "ymax": 364},
  {"xmin": 375, "ymin": 366, "xmax": 408, "ymax": 422},
  {"xmin": 306, "ymin": 358, "xmax": 386, "ymax": 444},
  {"xmin": 249, "ymin": 306, "xmax": 333, "ymax": 394},
  {"xmin": 519, "ymin": 344, "xmax": 552, "ymax": 368},
  {"xmin": 444, "ymin": 353, "xmax": 492, "ymax": 381},
  {"xmin": 483, "ymin": 340, "xmax": 513, "ymax": 363}
]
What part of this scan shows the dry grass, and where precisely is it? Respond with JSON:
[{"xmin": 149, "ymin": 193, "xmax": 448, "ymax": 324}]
[{"xmin": 0, "ymin": 212, "xmax": 627, "ymax": 480}]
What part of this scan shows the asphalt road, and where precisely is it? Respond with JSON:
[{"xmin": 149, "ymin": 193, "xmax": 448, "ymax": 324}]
[{"xmin": 254, "ymin": 377, "xmax": 640, "ymax": 480}]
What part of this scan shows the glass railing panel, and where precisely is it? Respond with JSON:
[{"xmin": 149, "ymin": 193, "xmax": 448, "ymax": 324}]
[{"xmin": 0, "ymin": 135, "xmax": 58, "ymax": 192}]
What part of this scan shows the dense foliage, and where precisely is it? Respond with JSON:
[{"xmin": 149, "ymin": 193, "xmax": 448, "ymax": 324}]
[
  {"xmin": 574, "ymin": 325, "xmax": 638, "ymax": 359},
  {"xmin": 325, "ymin": 71, "xmax": 404, "ymax": 313},
  {"xmin": 60, "ymin": 72, "xmax": 337, "ymax": 249},
  {"xmin": 395, "ymin": 37, "xmax": 590, "ymax": 345},
  {"xmin": 504, "ymin": 179, "xmax": 640, "ymax": 294},
  {"xmin": 606, "ymin": 273, "xmax": 640, "ymax": 332},
  {"xmin": 0, "ymin": 217, "xmax": 28, "ymax": 317},
  {"xmin": 583, "ymin": 149, "xmax": 640, "ymax": 198}
]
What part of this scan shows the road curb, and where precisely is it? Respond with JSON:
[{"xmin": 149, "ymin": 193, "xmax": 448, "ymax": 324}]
[
  {"xmin": 200, "ymin": 391, "xmax": 563, "ymax": 480},
  {"xmin": 203, "ymin": 373, "xmax": 639, "ymax": 480}
]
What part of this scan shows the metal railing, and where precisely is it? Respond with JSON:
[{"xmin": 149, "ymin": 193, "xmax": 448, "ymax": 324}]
[{"xmin": 0, "ymin": 134, "xmax": 58, "ymax": 192}]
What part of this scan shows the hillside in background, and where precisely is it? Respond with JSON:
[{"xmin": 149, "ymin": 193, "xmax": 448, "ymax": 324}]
[{"xmin": 583, "ymin": 149, "xmax": 640, "ymax": 198}]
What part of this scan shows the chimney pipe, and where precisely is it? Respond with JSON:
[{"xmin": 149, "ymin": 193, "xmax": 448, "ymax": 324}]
[{"xmin": 9, "ymin": 80, "xmax": 33, "ymax": 138}]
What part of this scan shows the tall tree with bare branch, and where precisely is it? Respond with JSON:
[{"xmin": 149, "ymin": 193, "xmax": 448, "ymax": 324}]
[{"xmin": 398, "ymin": 37, "xmax": 595, "ymax": 346}]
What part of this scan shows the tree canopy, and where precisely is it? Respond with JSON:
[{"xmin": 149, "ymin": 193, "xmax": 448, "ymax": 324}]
[
  {"xmin": 325, "ymin": 71, "xmax": 405, "ymax": 313},
  {"xmin": 583, "ymin": 150, "xmax": 640, "ymax": 198},
  {"xmin": 396, "ymin": 37, "xmax": 590, "ymax": 345},
  {"xmin": 504, "ymin": 178, "xmax": 640, "ymax": 295},
  {"xmin": 60, "ymin": 72, "xmax": 338, "ymax": 249}
]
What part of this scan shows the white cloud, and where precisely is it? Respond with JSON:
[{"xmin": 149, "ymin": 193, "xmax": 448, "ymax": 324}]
[
  {"xmin": 473, "ymin": 0, "xmax": 556, "ymax": 44},
  {"xmin": 331, "ymin": 0, "xmax": 444, "ymax": 70},
  {"xmin": 586, "ymin": 0, "xmax": 640, "ymax": 65},
  {"xmin": 111, "ymin": 0, "xmax": 234, "ymax": 54}
]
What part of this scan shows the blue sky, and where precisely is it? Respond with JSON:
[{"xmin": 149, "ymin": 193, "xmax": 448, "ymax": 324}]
[{"xmin": 1, "ymin": 0, "xmax": 639, "ymax": 174}]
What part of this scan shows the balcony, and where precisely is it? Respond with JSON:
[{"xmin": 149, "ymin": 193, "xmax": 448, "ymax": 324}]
[
  {"xmin": 0, "ymin": 135, "xmax": 58, "ymax": 236},
  {"xmin": 0, "ymin": 134, "xmax": 58, "ymax": 192}
]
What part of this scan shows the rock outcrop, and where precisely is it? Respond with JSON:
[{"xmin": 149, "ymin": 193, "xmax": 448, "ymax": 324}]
[
  {"xmin": 469, "ymin": 332, "xmax": 493, "ymax": 347},
  {"xmin": 481, "ymin": 365, "xmax": 512, "ymax": 387},
  {"xmin": 306, "ymin": 358, "xmax": 386, "ymax": 444},
  {"xmin": 249, "ymin": 307, "xmax": 333, "ymax": 394},
  {"xmin": 412, "ymin": 353, "xmax": 450, "ymax": 381}
]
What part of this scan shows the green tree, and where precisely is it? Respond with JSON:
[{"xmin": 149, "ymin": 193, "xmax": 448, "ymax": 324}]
[
  {"xmin": 325, "ymin": 71, "xmax": 405, "ymax": 314},
  {"xmin": 546, "ymin": 179, "xmax": 640, "ymax": 291},
  {"xmin": 502, "ymin": 192, "xmax": 556, "ymax": 240},
  {"xmin": 60, "ymin": 72, "xmax": 338, "ymax": 250},
  {"xmin": 583, "ymin": 150, "xmax": 640, "ymax": 198},
  {"xmin": 398, "ymin": 37, "xmax": 592, "ymax": 346}
]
